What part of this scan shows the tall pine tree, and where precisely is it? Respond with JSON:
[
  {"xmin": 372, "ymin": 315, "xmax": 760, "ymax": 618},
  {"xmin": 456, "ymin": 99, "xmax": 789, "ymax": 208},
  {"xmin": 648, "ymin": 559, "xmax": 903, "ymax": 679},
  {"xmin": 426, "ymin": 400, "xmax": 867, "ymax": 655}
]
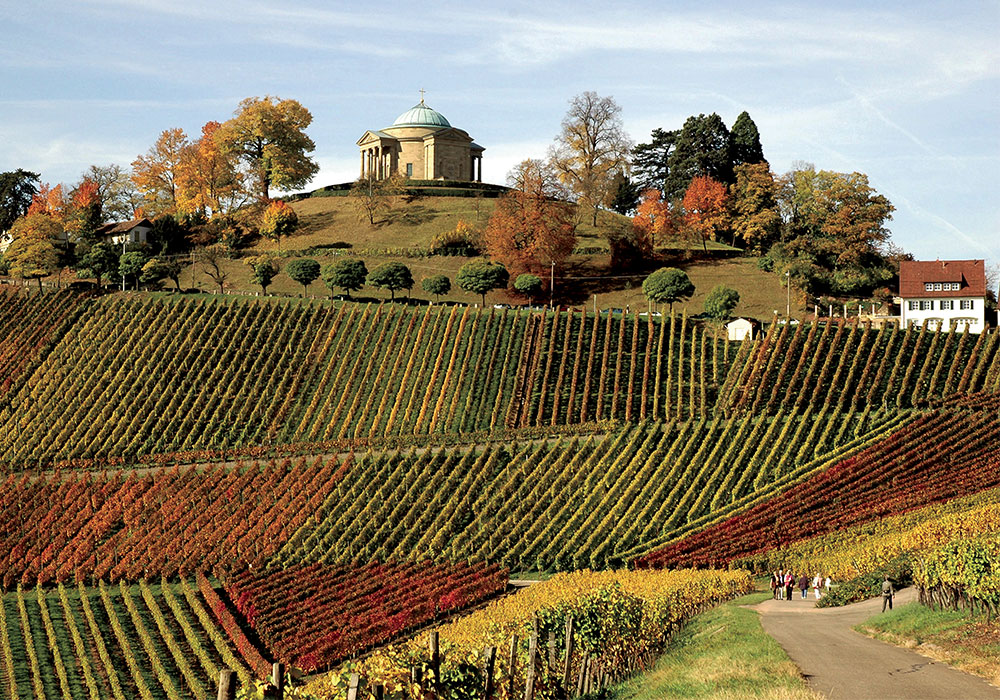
[{"xmin": 730, "ymin": 111, "xmax": 765, "ymax": 168}]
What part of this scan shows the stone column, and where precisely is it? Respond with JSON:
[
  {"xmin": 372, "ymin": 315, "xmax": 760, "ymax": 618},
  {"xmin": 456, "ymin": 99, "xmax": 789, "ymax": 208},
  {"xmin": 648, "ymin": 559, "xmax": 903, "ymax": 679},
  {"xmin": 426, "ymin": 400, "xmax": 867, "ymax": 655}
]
[{"xmin": 360, "ymin": 150, "xmax": 365, "ymax": 177}]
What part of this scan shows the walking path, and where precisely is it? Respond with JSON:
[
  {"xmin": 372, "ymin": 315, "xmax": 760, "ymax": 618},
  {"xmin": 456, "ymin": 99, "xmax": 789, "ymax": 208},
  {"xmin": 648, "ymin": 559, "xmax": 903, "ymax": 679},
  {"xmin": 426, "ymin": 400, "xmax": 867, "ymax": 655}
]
[{"xmin": 754, "ymin": 588, "xmax": 1000, "ymax": 700}]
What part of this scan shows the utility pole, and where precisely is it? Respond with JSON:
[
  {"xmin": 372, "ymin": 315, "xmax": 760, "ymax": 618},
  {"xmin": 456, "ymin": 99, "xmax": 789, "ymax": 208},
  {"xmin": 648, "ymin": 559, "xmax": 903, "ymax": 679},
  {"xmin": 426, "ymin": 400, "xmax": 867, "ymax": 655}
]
[
  {"xmin": 785, "ymin": 270, "xmax": 790, "ymax": 318},
  {"xmin": 550, "ymin": 261, "xmax": 555, "ymax": 310},
  {"xmin": 122, "ymin": 239, "xmax": 127, "ymax": 292}
]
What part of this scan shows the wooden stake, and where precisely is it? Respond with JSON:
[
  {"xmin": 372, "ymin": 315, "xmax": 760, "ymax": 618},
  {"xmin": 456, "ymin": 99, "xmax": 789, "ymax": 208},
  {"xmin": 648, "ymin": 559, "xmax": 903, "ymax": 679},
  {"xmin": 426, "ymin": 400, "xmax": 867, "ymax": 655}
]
[
  {"xmin": 217, "ymin": 669, "xmax": 237, "ymax": 700},
  {"xmin": 373, "ymin": 685, "xmax": 385, "ymax": 700},
  {"xmin": 346, "ymin": 673, "xmax": 360, "ymax": 700},
  {"xmin": 483, "ymin": 646, "xmax": 497, "ymax": 700},
  {"xmin": 506, "ymin": 634, "xmax": 518, "ymax": 700},
  {"xmin": 562, "ymin": 617, "xmax": 575, "ymax": 691},
  {"xmin": 271, "ymin": 663, "xmax": 284, "ymax": 698},
  {"xmin": 429, "ymin": 631, "xmax": 440, "ymax": 699},
  {"xmin": 523, "ymin": 633, "xmax": 537, "ymax": 700},
  {"xmin": 547, "ymin": 630, "xmax": 556, "ymax": 671}
]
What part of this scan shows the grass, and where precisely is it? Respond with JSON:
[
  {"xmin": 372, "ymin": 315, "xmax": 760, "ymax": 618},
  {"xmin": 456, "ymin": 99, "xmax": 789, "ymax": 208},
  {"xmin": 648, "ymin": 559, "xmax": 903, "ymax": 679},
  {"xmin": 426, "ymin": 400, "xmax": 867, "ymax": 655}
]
[
  {"xmin": 610, "ymin": 592, "xmax": 822, "ymax": 700},
  {"xmin": 856, "ymin": 602, "xmax": 1000, "ymax": 686}
]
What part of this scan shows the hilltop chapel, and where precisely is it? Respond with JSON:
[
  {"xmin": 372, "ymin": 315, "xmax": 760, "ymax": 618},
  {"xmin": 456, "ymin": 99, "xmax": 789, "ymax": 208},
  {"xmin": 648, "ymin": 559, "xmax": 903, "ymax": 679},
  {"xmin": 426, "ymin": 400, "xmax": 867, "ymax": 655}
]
[{"xmin": 357, "ymin": 93, "xmax": 484, "ymax": 182}]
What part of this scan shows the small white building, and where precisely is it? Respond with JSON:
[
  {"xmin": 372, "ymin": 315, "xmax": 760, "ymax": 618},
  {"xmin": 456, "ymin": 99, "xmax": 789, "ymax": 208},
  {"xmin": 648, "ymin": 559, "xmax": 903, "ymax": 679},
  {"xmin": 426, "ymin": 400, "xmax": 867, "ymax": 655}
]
[
  {"xmin": 899, "ymin": 259, "xmax": 987, "ymax": 334},
  {"xmin": 96, "ymin": 217, "xmax": 153, "ymax": 245},
  {"xmin": 726, "ymin": 317, "xmax": 760, "ymax": 341}
]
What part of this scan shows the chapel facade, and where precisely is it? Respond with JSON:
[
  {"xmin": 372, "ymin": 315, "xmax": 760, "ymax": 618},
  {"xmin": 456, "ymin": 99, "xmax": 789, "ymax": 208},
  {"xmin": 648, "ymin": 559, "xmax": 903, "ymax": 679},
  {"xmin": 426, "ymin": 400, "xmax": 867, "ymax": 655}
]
[{"xmin": 357, "ymin": 98, "xmax": 484, "ymax": 182}]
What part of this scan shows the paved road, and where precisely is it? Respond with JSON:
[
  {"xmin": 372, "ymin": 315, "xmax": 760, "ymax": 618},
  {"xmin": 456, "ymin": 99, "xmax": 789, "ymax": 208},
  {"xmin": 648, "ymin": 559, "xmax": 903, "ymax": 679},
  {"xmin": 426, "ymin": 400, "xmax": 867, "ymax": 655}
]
[{"xmin": 755, "ymin": 588, "xmax": 1000, "ymax": 700}]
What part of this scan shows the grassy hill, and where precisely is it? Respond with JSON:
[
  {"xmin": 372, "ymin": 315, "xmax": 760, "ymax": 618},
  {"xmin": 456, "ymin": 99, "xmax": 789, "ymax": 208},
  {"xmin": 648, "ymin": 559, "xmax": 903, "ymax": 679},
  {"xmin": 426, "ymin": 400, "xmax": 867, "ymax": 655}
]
[{"xmin": 175, "ymin": 189, "xmax": 786, "ymax": 319}]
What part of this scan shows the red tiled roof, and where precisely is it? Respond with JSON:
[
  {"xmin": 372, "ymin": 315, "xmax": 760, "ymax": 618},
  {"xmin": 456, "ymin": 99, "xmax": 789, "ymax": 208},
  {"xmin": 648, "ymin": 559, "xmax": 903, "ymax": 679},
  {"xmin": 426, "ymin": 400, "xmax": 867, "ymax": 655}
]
[
  {"xmin": 898, "ymin": 259, "xmax": 985, "ymax": 298},
  {"xmin": 96, "ymin": 217, "xmax": 152, "ymax": 237}
]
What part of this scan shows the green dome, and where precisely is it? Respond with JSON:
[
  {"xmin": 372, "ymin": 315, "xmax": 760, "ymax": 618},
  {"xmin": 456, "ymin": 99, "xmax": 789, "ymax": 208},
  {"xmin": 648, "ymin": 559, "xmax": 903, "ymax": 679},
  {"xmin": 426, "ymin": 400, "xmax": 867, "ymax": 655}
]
[{"xmin": 392, "ymin": 102, "xmax": 451, "ymax": 128}]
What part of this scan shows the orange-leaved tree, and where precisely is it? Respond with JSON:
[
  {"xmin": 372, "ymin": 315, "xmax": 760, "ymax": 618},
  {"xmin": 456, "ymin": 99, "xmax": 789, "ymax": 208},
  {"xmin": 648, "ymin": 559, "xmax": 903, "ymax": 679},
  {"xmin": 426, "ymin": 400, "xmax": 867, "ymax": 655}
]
[
  {"xmin": 176, "ymin": 121, "xmax": 249, "ymax": 217},
  {"xmin": 682, "ymin": 175, "xmax": 730, "ymax": 252},
  {"xmin": 132, "ymin": 128, "xmax": 189, "ymax": 215},
  {"xmin": 483, "ymin": 173, "xmax": 576, "ymax": 279},
  {"xmin": 632, "ymin": 189, "xmax": 677, "ymax": 249}
]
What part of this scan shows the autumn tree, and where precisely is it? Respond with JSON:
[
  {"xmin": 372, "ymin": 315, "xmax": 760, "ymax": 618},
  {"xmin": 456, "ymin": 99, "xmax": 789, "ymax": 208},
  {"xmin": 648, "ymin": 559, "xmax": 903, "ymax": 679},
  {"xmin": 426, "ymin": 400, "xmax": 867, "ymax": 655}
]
[
  {"xmin": 83, "ymin": 164, "xmax": 142, "ymax": 222},
  {"xmin": 245, "ymin": 255, "xmax": 280, "ymax": 294},
  {"xmin": 506, "ymin": 159, "xmax": 564, "ymax": 199},
  {"xmin": 321, "ymin": 258, "xmax": 367, "ymax": 299},
  {"xmin": 132, "ymin": 128, "xmax": 189, "ymax": 214},
  {"xmin": 682, "ymin": 176, "xmax": 730, "ymax": 252},
  {"xmin": 217, "ymin": 96, "xmax": 319, "ymax": 201},
  {"xmin": 259, "ymin": 200, "xmax": 298, "ymax": 249},
  {"xmin": 119, "ymin": 250, "xmax": 150, "ymax": 290},
  {"xmin": 456, "ymin": 260, "xmax": 508, "ymax": 307},
  {"xmin": 642, "ymin": 267, "xmax": 694, "ymax": 312},
  {"xmin": 632, "ymin": 189, "xmax": 675, "ymax": 249},
  {"xmin": 0, "ymin": 170, "xmax": 40, "ymax": 232},
  {"xmin": 177, "ymin": 121, "xmax": 248, "ymax": 216},
  {"xmin": 76, "ymin": 242, "xmax": 120, "ymax": 288},
  {"xmin": 366, "ymin": 261, "xmax": 414, "ymax": 301},
  {"xmin": 774, "ymin": 165, "xmax": 896, "ymax": 296},
  {"xmin": 5, "ymin": 214, "xmax": 63, "ymax": 291},
  {"xmin": 549, "ymin": 91, "xmax": 632, "ymax": 225},
  {"xmin": 68, "ymin": 178, "xmax": 102, "ymax": 243},
  {"xmin": 484, "ymin": 175, "xmax": 576, "ymax": 278},
  {"xmin": 351, "ymin": 172, "xmax": 403, "ymax": 225},
  {"xmin": 730, "ymin": 162, "xmax": 780, "ymax": 253},
  {"xmin": 26, "ymin": 183, "xmax": 68, "ymax": 221}
]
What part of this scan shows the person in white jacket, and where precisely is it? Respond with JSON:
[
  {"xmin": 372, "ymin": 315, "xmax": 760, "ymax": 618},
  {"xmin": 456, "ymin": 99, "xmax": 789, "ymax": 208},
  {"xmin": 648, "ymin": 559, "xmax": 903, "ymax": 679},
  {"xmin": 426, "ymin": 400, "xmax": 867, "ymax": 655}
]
[{"xmin": 812, "ymin": 573, "xmax": 823, "ymax": 599}]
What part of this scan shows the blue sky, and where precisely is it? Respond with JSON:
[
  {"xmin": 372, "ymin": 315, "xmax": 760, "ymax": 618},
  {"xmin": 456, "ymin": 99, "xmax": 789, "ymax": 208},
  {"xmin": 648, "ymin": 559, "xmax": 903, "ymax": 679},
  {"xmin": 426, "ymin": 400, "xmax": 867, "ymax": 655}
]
[{"xmin": 2, "ymin": 1, "xmax": 997, "ymax": 268}]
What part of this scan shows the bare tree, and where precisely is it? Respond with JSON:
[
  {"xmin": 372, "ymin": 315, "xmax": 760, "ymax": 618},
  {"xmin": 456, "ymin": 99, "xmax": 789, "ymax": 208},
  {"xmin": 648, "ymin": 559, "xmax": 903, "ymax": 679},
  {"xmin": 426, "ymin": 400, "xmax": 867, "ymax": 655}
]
[
  {"xmin": 195, "ymin": 244, "xmax": 229, "ymax": 293},
  {"xmin": 549, "ymin": 92, "xmax": 633, "ymax": 226},
  {"xmin": 506, "ymin": 159, "xmax": 566, "ymax": 199},
  {"xmin": 350, "ymin": 172, "xmax": 404, "ymax": 225}
]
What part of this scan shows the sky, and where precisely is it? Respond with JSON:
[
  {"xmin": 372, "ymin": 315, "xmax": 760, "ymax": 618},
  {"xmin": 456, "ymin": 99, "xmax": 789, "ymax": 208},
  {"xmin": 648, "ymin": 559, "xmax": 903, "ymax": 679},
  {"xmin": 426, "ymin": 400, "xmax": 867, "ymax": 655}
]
[{"xmin": 2, "ymin": 0, "xmax": 998, "ymax": 268}]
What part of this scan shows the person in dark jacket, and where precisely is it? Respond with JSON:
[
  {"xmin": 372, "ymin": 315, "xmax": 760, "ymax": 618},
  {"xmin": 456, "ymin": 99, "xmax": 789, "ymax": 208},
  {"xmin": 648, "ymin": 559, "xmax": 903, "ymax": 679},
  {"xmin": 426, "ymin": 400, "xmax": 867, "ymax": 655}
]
[{"xmin": 798, "ymin": 573, "xmax": 810, "ymax": 599}]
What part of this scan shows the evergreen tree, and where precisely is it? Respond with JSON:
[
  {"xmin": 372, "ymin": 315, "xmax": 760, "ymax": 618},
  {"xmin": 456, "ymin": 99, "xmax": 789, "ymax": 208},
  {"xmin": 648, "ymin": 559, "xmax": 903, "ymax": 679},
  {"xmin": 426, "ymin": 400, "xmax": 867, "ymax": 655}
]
[
  {"xmin": 605, "ymin": 172, "xmax": 640, "ymax": 215},
  {"xmin": 631, "ymin": 128, "xmax": 677, "ymax": 194},
  {"xmin": 665, "ymin": 114, "xmax": 733, "ymax": 199},
  {"xmin": 730, "ymin": 111, "xmax": 765, "ymax": 168}
]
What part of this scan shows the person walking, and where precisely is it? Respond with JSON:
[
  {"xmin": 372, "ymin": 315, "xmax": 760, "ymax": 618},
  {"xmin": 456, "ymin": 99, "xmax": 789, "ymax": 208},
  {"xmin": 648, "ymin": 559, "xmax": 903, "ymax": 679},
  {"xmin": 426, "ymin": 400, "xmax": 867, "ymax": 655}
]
[
  {"xmin": 771, "ymin": 572, "xmax": 779, "ymax": 600},
  {"xmin": 784, "ymin": 571, "xmax": 794, "ymax": 602},
  {"xmin": 777, "ymin": 570, "xmax": 784, "ymax": 599},
  {"xmin": 812, "ymin": 573, "xmax": 823, "ymax": 599},
  {"xmin": 825, "ymin": 575, "xmax": 832, "ymax": 592},
  {"xmin": 881, "ymin": 576, "xmax": 894, "ymax": 612},
  {"xmin": 798, "ymin": 573, "xmax": 809, "ymax": 599}
]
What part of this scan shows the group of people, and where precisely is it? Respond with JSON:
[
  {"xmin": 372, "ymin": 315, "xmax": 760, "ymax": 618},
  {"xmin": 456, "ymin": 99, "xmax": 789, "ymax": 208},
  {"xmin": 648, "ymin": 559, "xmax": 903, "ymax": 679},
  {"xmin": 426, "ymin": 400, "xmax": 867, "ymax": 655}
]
[{"xmin": 770, "ymin": 570, "xmax": 831, "ymax": 600}]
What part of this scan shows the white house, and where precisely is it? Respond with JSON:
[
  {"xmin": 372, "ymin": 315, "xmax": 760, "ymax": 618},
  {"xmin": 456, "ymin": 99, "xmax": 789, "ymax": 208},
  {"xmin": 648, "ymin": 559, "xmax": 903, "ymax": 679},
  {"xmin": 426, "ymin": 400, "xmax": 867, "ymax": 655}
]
[
  {"xmin": 726, "ymin": 317, "xmax": 760, "ymax": 341},
  {"xmin": 899, "ymin": 259, "xmax": 987, "ymax": 333},
  {"xmin": 95, "ymin": 217, "xmax": 153, "ymax": 245}
]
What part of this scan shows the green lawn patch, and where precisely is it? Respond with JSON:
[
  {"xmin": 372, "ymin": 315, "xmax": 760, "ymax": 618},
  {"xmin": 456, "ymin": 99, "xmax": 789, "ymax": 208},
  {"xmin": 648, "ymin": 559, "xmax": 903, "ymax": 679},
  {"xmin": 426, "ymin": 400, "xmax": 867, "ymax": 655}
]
[
  {"xmin": 610, "ymin": 592, "xmax": 822, "ymax": 700},
  {"xmin": 856, "ymin": 602, "xmax": 1000, "ymax": 686}
]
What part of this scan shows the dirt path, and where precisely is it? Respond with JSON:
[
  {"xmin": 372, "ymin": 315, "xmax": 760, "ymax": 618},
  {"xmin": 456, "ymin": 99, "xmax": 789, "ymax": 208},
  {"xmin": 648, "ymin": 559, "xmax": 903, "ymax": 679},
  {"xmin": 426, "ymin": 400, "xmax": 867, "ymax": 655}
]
[{"xmin": 754, "ymin": 588, "xmax": 1000, "ymax": 700}]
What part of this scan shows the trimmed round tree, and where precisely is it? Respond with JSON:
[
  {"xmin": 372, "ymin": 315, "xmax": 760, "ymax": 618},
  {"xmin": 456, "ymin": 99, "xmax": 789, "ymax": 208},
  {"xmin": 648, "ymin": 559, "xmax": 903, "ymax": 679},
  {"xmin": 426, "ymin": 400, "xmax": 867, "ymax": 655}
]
[
  {"xmin": 456, "ymin": 260, "xmax": 509, "ymax": 307},
  {"xmin": 421, "ymin": 274, "xmax": 451, "ymax": 303},
  {"xmin": 704, "ymin": 284, "xmax": 740, "ymax": 320},
  {"xmin": 321, "ymin": 258, "xmax": 368, "ymax": 299},
  {"xmin": 642, "ymin": 267, "xmax": 694, "ymax": 312},
  {"xmin": 513, "ymin": 273, "xmax": 542, "ymax": 304},
  {"xmin": 366, "ymin": 261, "xmax": 414, "ymax": 301},
  {"xmin": 245, "ymin": 255, "xmax": 280, "ymax": 295},
  {"xmin": 286, "ymin": 258, "xmax": 321, "ymax": 295}
]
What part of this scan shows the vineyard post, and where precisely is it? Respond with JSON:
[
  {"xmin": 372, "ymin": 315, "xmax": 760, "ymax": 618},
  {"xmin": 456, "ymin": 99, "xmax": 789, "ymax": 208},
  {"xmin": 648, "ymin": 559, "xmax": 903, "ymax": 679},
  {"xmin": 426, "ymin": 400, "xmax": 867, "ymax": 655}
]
[
  {"xmin": 547, "ymin": 630, "xmax": 556, "ymax": 671},
  {"xmin": 506, "ymin": 634, "xmax": 518, "ymax": 699},
  {"xmin": 346, "ymin": 673, "xmax": 360, "ymax": 700},
  {"xmin": 429, "ymin": 630, "xmax": 441, "ymax": 698},
  {"xmin": 523, "ymin": 632, "xmax": 538, "ymax": 700},
  {"xmin": 483, "ymin": 646, "xmax": 497, "ymax": 700},
  {"xmin": 562, "ymin": 617, "xmax": 575, "ymax": 690},
  {"xmin": 216, "ymin": 669, "xmax": 237, "ymax": 700},
  {"xmin": 373, "ymin": 685, "xmax": 385, "ymax": 700},
  {"xmin": 272, "ymin": 662, "xmax": 284, "ymax": 698}
]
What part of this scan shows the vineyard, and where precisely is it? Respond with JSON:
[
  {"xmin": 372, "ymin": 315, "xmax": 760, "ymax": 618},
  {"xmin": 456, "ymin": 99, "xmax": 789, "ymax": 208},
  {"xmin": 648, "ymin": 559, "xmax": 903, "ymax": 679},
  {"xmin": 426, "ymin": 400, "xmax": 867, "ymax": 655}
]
[
  {"xmin": 1, "ymin": 293, "xmax": 998, "ymax": 468},
  {"xmin": 2, "ymin": 290, "xmax": 1000, "ymax": 696}
]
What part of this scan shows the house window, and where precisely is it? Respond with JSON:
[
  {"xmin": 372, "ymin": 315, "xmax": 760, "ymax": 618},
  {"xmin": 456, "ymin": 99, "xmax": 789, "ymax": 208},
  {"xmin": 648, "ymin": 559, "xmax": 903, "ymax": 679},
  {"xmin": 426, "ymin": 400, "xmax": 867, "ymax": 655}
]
[
  {"xmin": 960, "ymin": 300, "xmax": 974, "ymax": 310},
  {"xmin": 940, "ymin": 300, "xmax": 954, "ymax": 310},
  {"xmin": 406, "ymin": 163, "xmax": 413, "ymax": 177},
  {"xmin": 947, "ymin": 282, "xmax": 959, "ymax": 291},
  {"xmin": 907, "ymin": 301, "xmax": 919, "ymax": 311},
  {"xmin": 933, "ymin": 282, "xmax": 942, "ymax": 291},
  {"xmin": 920, "ymin": 301, "xmax": 933, "ymax": 310}
]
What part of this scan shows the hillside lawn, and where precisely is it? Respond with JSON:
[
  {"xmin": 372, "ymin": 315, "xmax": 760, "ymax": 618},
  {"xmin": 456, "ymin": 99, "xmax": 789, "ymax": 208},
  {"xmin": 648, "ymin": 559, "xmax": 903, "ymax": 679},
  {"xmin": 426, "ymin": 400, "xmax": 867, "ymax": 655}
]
[
  {"xmin": 857, "ymin": 603, "xmax": 1000, "ymax": 687},
  {"xmin": 170, "ymin": 192, "xmax": 789, "ymax": 319},
  {"xmin": 612, "ymin": 591, "xmax": 822, "ymax": 700}
]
